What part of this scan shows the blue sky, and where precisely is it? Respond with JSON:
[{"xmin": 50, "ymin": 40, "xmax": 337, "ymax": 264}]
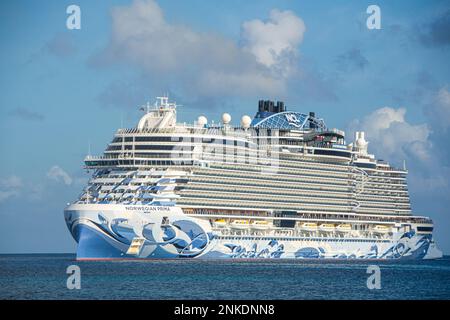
[{"xmin": 0, "ymin": 0, "xmax": 449, "ymax": 253}]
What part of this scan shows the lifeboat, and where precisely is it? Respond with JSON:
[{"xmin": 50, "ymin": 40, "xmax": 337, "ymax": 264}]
[
  {"xmin": 319, "ymin": 223, "xmax": 335, "ymax": 232},
  {"xmin": 250, "ymin": 220, "xmax": 271, "ymax": 230},
  {"xmin": 300, "ymin": 222, "xmax": 318, "ymax": 232},
  {"xmin": 214, "ymin": 219, "xmax": 227, "ymax": 228},
  {"xmin": 373, "ymin": 225, "xmax": 391, "ymax": 234},
  {"xmin": 336, "ymin": 224, "xmax": 352, "ymax": 233},
  {"xmin": 230, "ymin": 220, "xmax": 249, "ymax": 229}
]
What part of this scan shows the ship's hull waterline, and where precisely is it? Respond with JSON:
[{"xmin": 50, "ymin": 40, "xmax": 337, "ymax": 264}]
[{"xmin": 65, "ymin": 204, "xmax": 442, "ymax": 260}]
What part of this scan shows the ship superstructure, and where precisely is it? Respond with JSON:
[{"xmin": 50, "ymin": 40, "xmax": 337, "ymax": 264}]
[{"xmin": 64, "ymin": 96, "xmax": 442, "ymax": 259}]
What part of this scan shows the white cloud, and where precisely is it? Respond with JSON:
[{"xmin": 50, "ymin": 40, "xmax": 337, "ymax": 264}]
[
  {"xmin": 0, "ymin": 167, "xmax": 82, "ymax": 206},
  {"xmin": 0, "ymin": 176, "xmax": 23, "ymax": 203},
  {"xmin": 348, "ymin": 105, "xmax": 450, "ymax": 200},
  {"xmin": 241, "ymin": 9, "xmax": 305, "ymax": 75},
  {"xmin": 93, "ymin": 0, "xmax": 307, "ymax": 100},
  {"xmin": 348, "ymin": 107, "xmax": 431, "ymax": 163},
  {"xmin": 0, "ymin": 175, "xmax": 47, "ymax": 204},
  {"xmin": 0, "ymin": 191, "xmax": 19, "ymax": 203},
  {"xmin": 47, "ymin": 166, "xmax": 72, "ymax": 185},
  {"xmin": 0, "ymin": 175, "xmax": 23, "ymax": 189}
]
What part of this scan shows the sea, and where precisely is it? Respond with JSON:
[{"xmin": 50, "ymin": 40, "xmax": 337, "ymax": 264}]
[{"xmin": 0, "ymin": 254, "xmax": 449, "ymax": 300}]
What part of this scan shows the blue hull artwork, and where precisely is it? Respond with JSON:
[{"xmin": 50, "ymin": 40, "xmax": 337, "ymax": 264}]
[{"xmin": 66, "ymin": 210, "xmax": 442, "ymax": 260}]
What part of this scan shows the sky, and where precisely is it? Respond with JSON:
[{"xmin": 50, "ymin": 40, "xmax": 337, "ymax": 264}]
[{"xmin": 0, "ymin": 0, "xmax": 449, "ymax": 254}]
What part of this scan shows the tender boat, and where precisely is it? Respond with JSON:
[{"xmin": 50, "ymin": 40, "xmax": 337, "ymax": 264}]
[
  {"xmin": 250, "ymin": 220, "xmax": 271, "ymax": 230},
  {"xmin": 300, "ymin": 222, "xmax": 318, "ymax": 232},
  {"xmin": 372, "ymin": 225, "xmax": 391, "ymax": 234},
  {"xmin": 336, "ymin": 224, "xmax": 352, "ymax": 233},
  {"xmin": 319, "ymin": 223, "xmax": 335, "ymax": 232},
  {"xmin": 230, "ymin": 220, "xmax": 249, "ymax": 229},
  {"xmin": 214, "ymin": 219, "xmax": 227, "ymax": 228}
]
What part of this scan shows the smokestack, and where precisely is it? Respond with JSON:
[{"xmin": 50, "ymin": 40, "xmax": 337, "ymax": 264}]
[{"xmin": 258, "ymin": 100, "xmax": 264, "ymax": 112}]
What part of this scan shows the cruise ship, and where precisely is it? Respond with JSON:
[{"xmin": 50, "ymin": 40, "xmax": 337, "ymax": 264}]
[{"xmin": 64, "ymin": 96, "xmax": 442, "ymax": 259}]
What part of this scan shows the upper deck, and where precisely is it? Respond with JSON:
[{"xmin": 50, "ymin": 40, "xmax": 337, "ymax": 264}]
[{"xmin": 84, "ymin": 96, "xmax": 404, "ymax": 174}]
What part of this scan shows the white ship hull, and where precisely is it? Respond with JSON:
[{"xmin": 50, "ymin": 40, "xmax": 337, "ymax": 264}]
[{"xmin": 64, "ymin": 204, "xmax": 442, "ymax": 260}]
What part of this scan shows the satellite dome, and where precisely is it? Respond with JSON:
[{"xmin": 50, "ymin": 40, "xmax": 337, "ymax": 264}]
[
  {"xmin": 241, "ymin": 115, "xmax": 252, "ymax": 129},
  {"xmin": 222, "ymin": 113, "xmax": 231, "ymax": 124},
  {"xmin": 197, "ymin": 116, "xmax": 207, "ymax": 126}
]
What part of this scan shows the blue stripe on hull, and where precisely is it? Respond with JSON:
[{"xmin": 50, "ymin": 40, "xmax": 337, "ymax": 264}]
[
  {"xmin": 74, "ymin": 224, "xmax": 125, "ymax": 259},
  {"xmin": 71, "ymin": 221, "xmax": 441, "ymax": 260}
]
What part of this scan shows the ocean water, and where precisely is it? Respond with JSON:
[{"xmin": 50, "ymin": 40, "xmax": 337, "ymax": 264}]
[{"xmin": 0, "ymin": 254, "xmax": 449, "ymax": 300}]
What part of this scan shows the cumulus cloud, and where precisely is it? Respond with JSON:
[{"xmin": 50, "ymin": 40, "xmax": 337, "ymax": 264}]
[
  {"xmin": 90, "ymin": 0, "xmax": 310, "ymax": 106},
  {"xmin": 47, "ymin": 166, "xmax": 72, "ymax": 185},
  {"xmin": 241, "ymin": 9, "xmax": 305, "ymax": 75},
  {"xmin": 348, "ymin": 107, "xmax": 431, "ymax": 164}
]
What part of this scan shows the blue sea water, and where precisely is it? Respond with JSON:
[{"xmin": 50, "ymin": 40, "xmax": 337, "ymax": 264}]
[{"xmin": 0, "ymin": 254, "xmax": 449, "ymax": 299}]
